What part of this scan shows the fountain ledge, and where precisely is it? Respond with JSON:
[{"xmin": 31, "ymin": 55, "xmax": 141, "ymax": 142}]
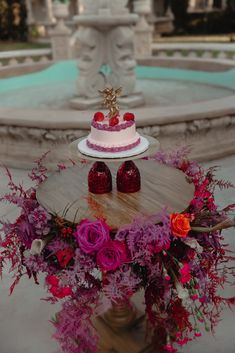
[
  {"xmin": 74, "ymin": 14, "xmax": 138, "ymax": 27},
  {"xmin": 1, "ymin": 99, "xmax": 235, "ymax": 169}
]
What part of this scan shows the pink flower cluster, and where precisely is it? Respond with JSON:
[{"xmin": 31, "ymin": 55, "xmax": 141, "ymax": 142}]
[{"xmin": 74, "ymin": 219, "xmax": 127, "ymax": 272}]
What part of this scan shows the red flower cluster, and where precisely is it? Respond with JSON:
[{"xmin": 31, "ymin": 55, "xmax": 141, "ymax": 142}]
[
  {"xmin": 180, "ymin": 263, "xmax": 191, "ymax": 284},
  {"xmin": 56, "ymin": 248, "xmax": 74, "ymax": 268},
  {"xmin": 47, "ymin": 275, "xmax": 72, "ymax": 299},
  {"xmin": 61, "ymin": 227, "xmax": 73, "ymax": 238}
]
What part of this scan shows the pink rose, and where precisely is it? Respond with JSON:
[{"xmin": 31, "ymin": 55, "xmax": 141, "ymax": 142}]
[
  {"xmin": 75, "ymin": 219, "xmax": 110, "ymax": 254},
  {"xmin": 96, "ymin": 240, "xmax": 127, "ymax": 272}
]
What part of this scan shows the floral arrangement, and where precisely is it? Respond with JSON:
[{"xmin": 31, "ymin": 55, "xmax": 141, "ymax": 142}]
[{"xmin": 0, "ymin": 148, "xmax": 234, "ymax": 353}]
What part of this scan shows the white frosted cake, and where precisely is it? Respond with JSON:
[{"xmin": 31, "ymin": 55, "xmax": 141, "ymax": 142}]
[{"xmin": 86, "ymin": 111, "xmax": 141, "ymax": 152}]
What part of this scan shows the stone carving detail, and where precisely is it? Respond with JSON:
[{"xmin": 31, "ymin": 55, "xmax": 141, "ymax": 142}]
[
  {"xmin": 76, "ymin": 22, "xmax": 137, "ymax": 98},
  {"xmin": 0, "ymin": 125, "xmax": 86, "ymax": 143},
  {"xmin": 73, "ymin": 0, "xmax": 140, "ymax": 105},
  {"xmin": 138, "ymin": 125, "xmax": 160, "ymax": 137},
  {"xmin": 80, "ymin": 0, "xmax": 128, "ymax": 15},
  {"xmin": 133, "ymin": 0, "xmax": 153, "ymax": 57},
  {"xmin": 1, "ymin": 115, "xmax": 235, "ymax": 169},
  {"xmin": 0, "ymin": 115, "xmax": 235, "ymax": 144},
  {"xmin": 107, "ymin": 27, "xmax": 137, "ymax": 96},
  {"xmin": 137, "ymin": 115, "xmax": 235, "ymax": 137},
  {"xmin": 77, "ymin": 27, "xmax": 105, "ymax": 98},
  {"xmin": 51, "ymin": 36, "xmax": 71, "ymax": 61},
  {"xmin": 110, "ymin": 0, "xmax": 129, "ymax": 14},
  {"xmin": 50, "ymin": 3, "xmax": 71, "ymax": 61},
  {"xmin": 80, "ymin": 0, "xmax": 99, "ymax": 15}
]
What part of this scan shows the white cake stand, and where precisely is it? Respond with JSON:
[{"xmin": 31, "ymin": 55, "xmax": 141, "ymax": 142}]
[{"xmin": 69, "ymin": 134, "xmax": 160, "ymax": 163}]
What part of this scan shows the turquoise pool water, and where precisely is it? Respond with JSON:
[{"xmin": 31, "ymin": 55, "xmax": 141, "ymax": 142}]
[{"xmin": 0, "ymin": 60, "xmax": 235, "ymax": 108}]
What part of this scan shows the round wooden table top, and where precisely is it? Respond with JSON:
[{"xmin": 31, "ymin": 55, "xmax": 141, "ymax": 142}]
[
  {"xmin": 36, "ymin": 160, "xmax": 194, "ymax": 230},
  {"xmin": 37, "ymin": 160, "xmax": 194, "ymax": 230}
]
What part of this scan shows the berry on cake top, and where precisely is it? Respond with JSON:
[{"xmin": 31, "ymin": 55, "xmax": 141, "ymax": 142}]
[
  {"xmin": 86, "ymin": 87, "xmax": 141, "ymax": 153},
  {"xmin": 92, "ymin": 86, "xmax": 136, "ymax": 127}
]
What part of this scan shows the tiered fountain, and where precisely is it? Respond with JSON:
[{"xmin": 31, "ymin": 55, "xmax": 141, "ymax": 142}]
[{"xmin": 70, "ymin": 0, "xmax": 144, "ymax": 109}]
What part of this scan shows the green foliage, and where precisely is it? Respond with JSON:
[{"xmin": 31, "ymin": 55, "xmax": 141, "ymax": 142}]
[{"xmin": 0, "ymin": 41, "xmax": 50, "ymax": 52}]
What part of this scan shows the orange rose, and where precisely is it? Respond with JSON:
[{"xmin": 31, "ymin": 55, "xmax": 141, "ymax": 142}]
[{"xmin": 170, "ymin": 213, "xmax": 191, "ymax": 238}]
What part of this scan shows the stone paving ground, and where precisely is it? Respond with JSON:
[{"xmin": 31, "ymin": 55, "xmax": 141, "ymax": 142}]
[{"xmin": 0, "ymin": 155, "xmax": 234, "ymax": 353}]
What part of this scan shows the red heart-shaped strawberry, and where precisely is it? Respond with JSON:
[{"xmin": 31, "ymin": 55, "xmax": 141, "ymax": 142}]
[
  {"xmin": 123, "ymin": 112, "xmax": 135, "ymax": 121},
  {"xmin": 109, "ymin": 117, "xmax": 119, "ymax": 126},
  {"xmin": 94, "ymin": 112, "xmax": 105, "ymax": 122}
]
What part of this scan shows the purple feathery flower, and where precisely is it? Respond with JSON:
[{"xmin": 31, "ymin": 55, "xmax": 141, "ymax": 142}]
[
  {"xmin": 15, "ymin": 215, "xmax": 36, "ymax": 248},
  {"xmin": 14, "ymin": 206, "xmax": 51, "ymax": 248},
  {"xmin": 28, "ymin": 205, "xmax": 51, "ymax": 236},
  {"xmin": 103, "ymin": 265, "xmax": 141, "ymax": 302},
  {"xmin": 116, "ymin": 211, "xmax": 171, "ymax": 266},
  {"xmin": 24, "ymin": 254, "xmax": 50, "ymax": 273},
  {"xmin": 47, "ymin": 239, "xmax": 69, "ymax": 254},
  {"xmin": 59, "ymin": 248, "xmax": 97, "ymax": 289}
]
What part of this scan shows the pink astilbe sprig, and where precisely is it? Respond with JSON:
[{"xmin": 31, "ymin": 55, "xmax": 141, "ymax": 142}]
[
  {"xmin": 54, "ymin": 248, "xmax": 97, "ymax": 289},
  {"xmin": 28, "ymin": 151, "xmax": 49, "ymax": 185},
  {"xmin": 0, "ymin": 166, "xmax": 27, "ymax": 208},
  {"xmin": 52, "ymin": 289, "xmax": 99, "ymax": 353},
  {"xmin": 57, "ymin": 159, "xmax": 76, "ymax": 172},
  {"xmin": 0, "ymin": 152, "xmax": 51, "ymax": 291},
  {"xmin": 0, "ymin": 232, "xmax": 27, "ymax": 293},
  {"xmin": 2, "ymin": 166, "xmax": 27, "ymax": 197},
  {"xmin": 153, "ymin": 145, "xmax": 192, "ymax": 169},
  {"xmin": 116, "ymin": 211, "xmax": 171, "ymax": 267},
  {"xmin": 24, "ymin": 253, "xmax": 51, "ymax": 274},
  {"xmin": 103, "ymin": 264, "xmax": 141, "ymax": 302}
]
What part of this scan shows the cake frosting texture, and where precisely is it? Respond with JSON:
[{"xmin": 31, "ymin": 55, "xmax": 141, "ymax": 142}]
[{"xmin": 86, "ymin": 112, "xmax": 140, "ymax": 152}]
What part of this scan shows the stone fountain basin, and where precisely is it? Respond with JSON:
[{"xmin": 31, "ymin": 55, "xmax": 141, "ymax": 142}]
[{"xmin": 0, "ymin": 60, "xmax": 235, "ymax": 169}]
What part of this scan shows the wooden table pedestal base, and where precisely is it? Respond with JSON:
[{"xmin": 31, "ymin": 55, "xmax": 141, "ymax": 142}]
[{"xmin": 94, "ymin": 296, "xmax": 154, "ymax": 353}]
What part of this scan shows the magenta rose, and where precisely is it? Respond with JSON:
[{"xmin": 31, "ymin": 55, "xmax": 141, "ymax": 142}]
[
  {"xmin": 75, "ymin": 219, "xmax": 110, "ymax": 254},
  {"xmin": 96, "ymin": 240, "xmax": 127, "ymax": 272}
]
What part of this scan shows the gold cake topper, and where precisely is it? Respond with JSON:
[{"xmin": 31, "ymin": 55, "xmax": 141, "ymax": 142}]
[{"xmin": 99, "ymin": 87, "xmax": 122, "ymax": 119}]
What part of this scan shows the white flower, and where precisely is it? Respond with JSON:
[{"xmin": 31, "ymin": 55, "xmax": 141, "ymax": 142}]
[
  {"xmin": 30, "ymin": 239, "xmax": 47, "ymax": 255},
  {"xmin": 175, "ymin": 282, "xmax": 189, "ymax": 300},
  {"xmin": 90, "ymin": 268, "xmax": 102, "ymax": 280}
]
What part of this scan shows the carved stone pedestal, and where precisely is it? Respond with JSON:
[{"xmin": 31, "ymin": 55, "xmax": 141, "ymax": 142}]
[
  {"xmin": 71, "ymin": 0, "xmax": 144, "ymax": 109},
  {"xmin": 50, "ymin": 3, "xmax": 72, "ymax": 61},
  {"xmin": 133, "ymin": 0, "xmax": 153, "ymax": 57}
]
